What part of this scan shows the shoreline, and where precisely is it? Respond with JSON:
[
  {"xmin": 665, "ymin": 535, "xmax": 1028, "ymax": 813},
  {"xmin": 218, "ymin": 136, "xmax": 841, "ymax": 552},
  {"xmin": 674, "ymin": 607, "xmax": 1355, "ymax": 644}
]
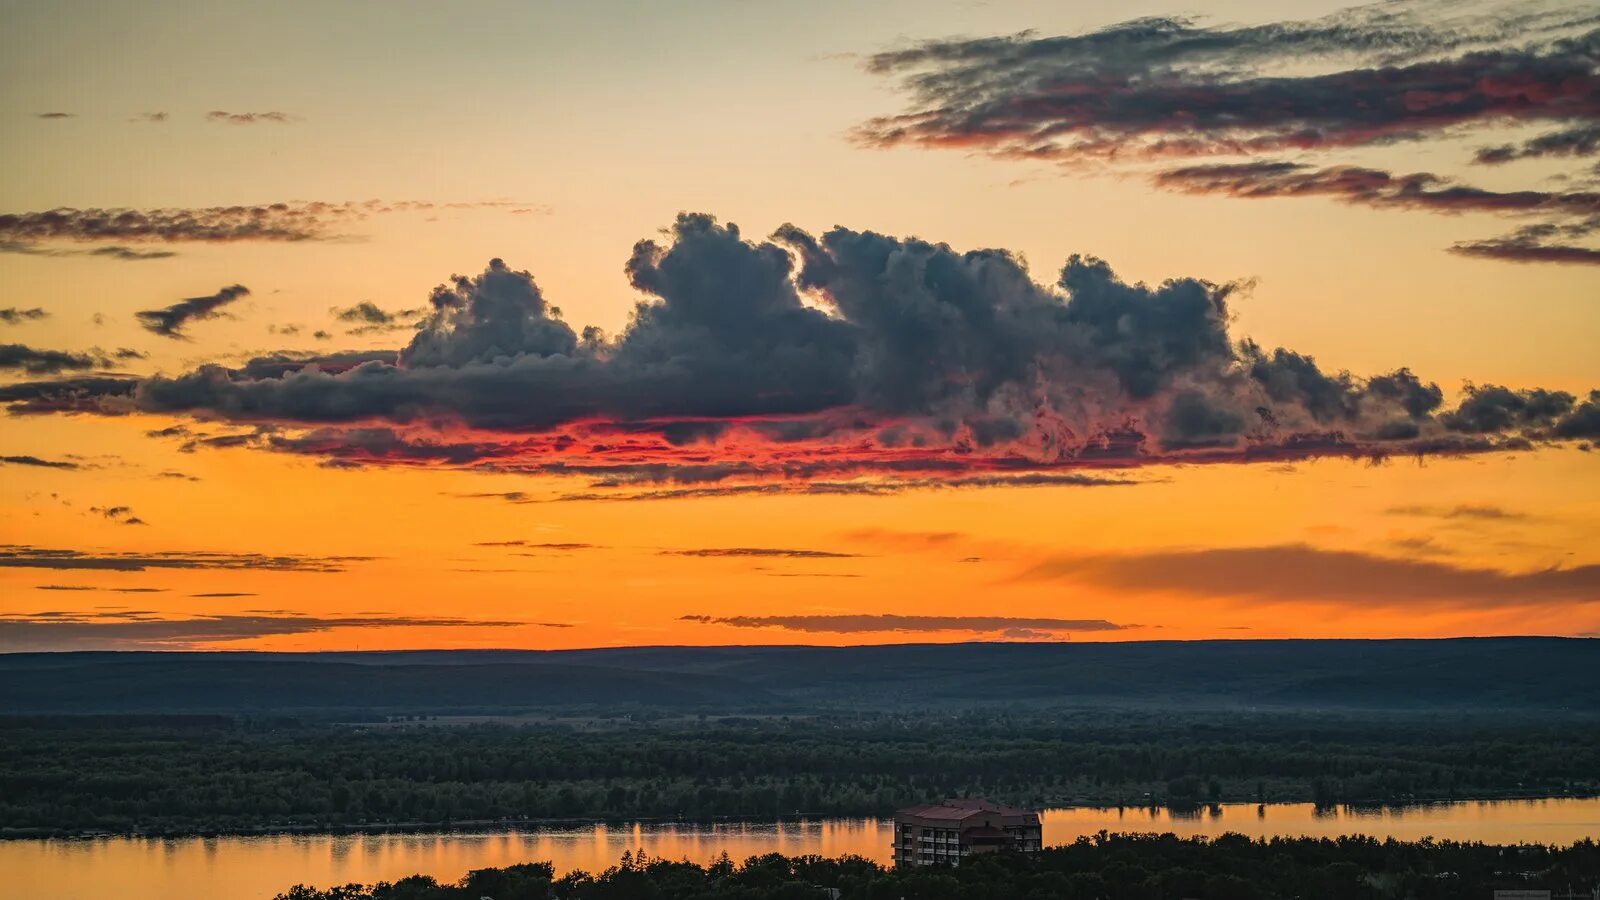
[{"xmin": 8, "ymin": 791, "xmax": 1597, "ymax": 843}]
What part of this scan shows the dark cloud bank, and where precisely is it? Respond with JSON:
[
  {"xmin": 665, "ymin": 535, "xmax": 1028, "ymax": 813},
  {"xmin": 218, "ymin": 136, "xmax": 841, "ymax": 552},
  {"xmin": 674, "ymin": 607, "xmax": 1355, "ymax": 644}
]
[
  {"xmin": 858, "ymin": 2, "xmax": 1600, "ymax": 263},
  {"xmin": 4, "ymin": 212, "xmax": 1594, "ymax": 492}
]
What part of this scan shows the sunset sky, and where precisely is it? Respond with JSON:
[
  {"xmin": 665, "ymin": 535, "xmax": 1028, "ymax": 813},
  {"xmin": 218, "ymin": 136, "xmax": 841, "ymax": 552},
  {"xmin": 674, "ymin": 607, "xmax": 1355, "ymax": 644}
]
[{"xmin": 2, "ymin": 0, "xmax": 1597, "ymax": 651}]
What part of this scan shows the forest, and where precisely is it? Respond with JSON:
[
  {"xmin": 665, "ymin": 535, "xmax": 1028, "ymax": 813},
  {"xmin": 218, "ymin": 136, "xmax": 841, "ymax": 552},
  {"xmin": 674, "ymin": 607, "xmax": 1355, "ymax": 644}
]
[
  {"xmin": 3, "ymin": 709, "xmax": 1597, "ymax": 837},
  {"xmin": 274, "ymin": 834, "xmax": 1600, "ymax": 900}
]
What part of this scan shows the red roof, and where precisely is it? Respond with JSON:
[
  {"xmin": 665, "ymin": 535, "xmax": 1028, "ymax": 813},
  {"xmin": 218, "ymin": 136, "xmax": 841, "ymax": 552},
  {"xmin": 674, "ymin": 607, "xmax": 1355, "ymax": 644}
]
[{"xmin": 895, "ymin": 798, "xmax": 1038, "ymax": 822}]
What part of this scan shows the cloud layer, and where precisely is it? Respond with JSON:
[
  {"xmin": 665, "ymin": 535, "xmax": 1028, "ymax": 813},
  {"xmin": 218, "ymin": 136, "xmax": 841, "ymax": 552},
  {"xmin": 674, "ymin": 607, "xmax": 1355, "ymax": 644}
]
[
  {"xmin": 3, "ymin": 213, "xmax": 1595, "ymax": 494},
  {"xmin": 0, "ymin": 344, "xmax": 142, "ymax": 375},
  {"xmin": 0, "ymin": 611, "xmax": 537, "ymax": 651},
  {"xmin": 0, "ymin": 200, "xmax": 539, "ymax": 257},
  {"xmin": 1015, "ymin": 544, "xmax": 1600, "ymax": 609},
  {"xmin": 681, "ymin": 613, "xmax": 1130, "ymax": 639},
  {"xmin": 858, "ymin": 3, "xmax": 1600, "ymax": 263},
  {"xmin": 0, "ymin": 544, "xmax": 370, "ymax": 572}
]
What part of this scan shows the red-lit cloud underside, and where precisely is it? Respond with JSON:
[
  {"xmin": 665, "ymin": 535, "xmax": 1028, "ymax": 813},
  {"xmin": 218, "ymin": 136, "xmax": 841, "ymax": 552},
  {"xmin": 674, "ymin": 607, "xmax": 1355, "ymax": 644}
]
[{"xmin": 149, "ymin": 411, "xmax": 1534, "ymax": 500}]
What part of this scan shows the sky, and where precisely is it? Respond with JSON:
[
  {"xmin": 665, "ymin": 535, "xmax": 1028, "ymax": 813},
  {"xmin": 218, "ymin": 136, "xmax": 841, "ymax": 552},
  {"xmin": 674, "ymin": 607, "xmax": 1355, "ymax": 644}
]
[{"xmin": 1, "ymin": 0, "xmax": 1597, "ymax": 652}]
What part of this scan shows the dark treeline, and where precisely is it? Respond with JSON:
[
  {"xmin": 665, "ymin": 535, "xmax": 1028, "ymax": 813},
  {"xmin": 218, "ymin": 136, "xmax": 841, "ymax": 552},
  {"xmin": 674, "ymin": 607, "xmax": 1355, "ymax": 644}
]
[
  {"xmin": 3, "ymin": 710, "xmax": 1598, "ymax": 837},
  {"xmin": 277, "ymin": 834, "xmax": 1600, "ymax": 900}
]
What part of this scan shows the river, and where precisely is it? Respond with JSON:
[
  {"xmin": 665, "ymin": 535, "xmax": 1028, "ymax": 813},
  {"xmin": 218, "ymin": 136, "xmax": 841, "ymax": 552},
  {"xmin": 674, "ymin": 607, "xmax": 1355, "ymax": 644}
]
[{"xmin": 9, "ymin": 798, "xmax": 1599, "ymax": 900}]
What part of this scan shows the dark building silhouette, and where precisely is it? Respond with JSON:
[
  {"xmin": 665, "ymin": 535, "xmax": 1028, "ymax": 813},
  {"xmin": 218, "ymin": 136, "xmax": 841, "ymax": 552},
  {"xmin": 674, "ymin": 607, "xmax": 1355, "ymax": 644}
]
[{"xmin": 892, "ymin": 798, "xmax": 1042, "ymax": 867}]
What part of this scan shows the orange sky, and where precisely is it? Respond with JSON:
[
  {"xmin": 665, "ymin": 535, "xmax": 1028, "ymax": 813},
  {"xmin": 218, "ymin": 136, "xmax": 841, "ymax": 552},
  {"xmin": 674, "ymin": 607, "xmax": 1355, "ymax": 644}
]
[{"xmin": 2, "ymin": 0, "xmax": 1597, "ymax": 650}]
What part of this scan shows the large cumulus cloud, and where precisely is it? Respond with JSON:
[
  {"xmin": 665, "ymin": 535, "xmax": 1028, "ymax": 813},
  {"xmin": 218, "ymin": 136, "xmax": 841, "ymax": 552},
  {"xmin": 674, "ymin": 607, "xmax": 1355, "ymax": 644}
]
[{"xmin": 7, "ymin": 213, "xmax": 1596, "ymax": 489}]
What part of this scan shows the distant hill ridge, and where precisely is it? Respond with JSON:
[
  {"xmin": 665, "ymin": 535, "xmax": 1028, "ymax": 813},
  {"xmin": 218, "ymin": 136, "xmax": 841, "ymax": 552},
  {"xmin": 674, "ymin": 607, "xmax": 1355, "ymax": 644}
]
[{"xmin": 1, "ymin": 638, "xmax": 1594, "ymax": 715}]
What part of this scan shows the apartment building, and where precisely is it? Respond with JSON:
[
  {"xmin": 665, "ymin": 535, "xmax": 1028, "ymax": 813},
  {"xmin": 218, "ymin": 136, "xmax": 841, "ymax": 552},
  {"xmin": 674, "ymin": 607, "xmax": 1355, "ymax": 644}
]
[{"xmin": 892, "ymin": 798, "xmax": 1043, "ymax": 868}]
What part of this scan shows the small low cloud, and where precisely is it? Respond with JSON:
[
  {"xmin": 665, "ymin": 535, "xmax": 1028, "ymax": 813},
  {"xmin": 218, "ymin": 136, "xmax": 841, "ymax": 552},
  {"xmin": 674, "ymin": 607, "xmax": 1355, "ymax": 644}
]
[
  {"xmin": 206, "ymin": 110, "xmax": 296, "ymax": 125},
  {"xmin": 136, "ymin": 284, "xmax": 250, "ymax": 338},
  {"xmin": 130, "ymin": 112, "xmax": 168, "ymax": 124},
  {"xmin": 89, "ymin": 505, "xmax": 147, "ymax": 526},
  {"xmin": 474, "ymin": 540, "xmax": 598, "ymax": 551},
  {"xmin": 333, "ymin": 301, "xmax": 425, "ymax": 335},
  {"xmin": 90, "ymin": 246, "xmax": 177, "ymax": 261},
  {"xmin": 2, "ymin": 454, "xmax": 80, "ymax": 470},
  {"xmin": 0, "ymin": 307, "xmax": 49, "ymax": 325},
  {"xmin": 35, "ymin": 112, "xmax": 74, "ymax": 119}
]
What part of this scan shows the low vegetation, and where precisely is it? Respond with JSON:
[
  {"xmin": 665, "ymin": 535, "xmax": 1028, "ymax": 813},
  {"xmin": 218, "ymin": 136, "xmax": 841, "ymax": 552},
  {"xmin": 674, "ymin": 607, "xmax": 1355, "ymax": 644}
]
[{"xmin": 275, "ymin": 834, "xmax": 1600, "ymax": 899}]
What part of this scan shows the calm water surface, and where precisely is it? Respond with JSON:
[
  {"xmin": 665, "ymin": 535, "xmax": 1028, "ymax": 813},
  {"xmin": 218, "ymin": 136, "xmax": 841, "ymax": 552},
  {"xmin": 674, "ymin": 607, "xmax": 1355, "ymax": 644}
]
[{"xmin": 9, "ymin": 799, "xmax": 1599, "ymax": 900}]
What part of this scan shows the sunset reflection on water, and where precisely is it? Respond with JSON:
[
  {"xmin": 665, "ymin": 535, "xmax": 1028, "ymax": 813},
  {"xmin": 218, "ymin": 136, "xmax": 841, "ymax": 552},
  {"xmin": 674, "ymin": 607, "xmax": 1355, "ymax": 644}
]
[{"xmin": 11, "ymin": 799, "xmax": 1599, "ymax": 900}]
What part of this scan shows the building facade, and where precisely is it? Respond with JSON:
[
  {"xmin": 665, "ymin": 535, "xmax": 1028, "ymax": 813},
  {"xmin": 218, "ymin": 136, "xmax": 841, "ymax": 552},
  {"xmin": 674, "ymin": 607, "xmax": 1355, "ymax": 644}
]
[{"xmin": 892, "ymin": 798, "xmax": 1043, "ymax": 868}]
